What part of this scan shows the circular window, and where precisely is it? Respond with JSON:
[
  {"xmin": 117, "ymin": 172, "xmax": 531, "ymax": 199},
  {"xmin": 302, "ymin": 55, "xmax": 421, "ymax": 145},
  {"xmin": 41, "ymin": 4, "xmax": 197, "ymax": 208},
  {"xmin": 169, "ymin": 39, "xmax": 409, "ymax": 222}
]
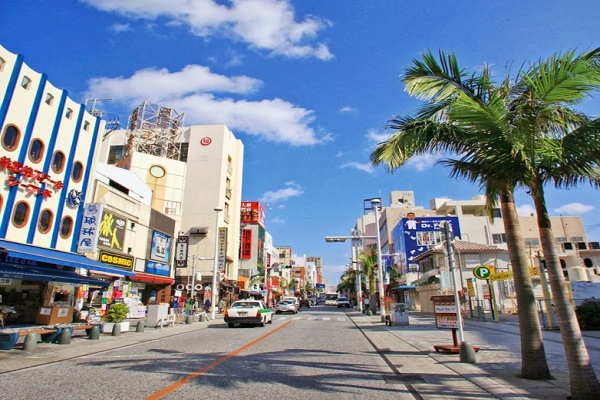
[
  {"xmin": 2, "ymin": 125, "xmax": 20, "ymax": 151},
  {"xmin": 149, "ymin": 165, "xmax": 166, "ymax": 178},
  {"xmin": 13, "ymin": 201, "xmax": 30, "ymax": 228},
  {"xmin": 28, "ymin": 139, "xmax": 45, "ymax": 163},
  {"xmin": 38, "ymin": 209, "xmax": 53, "ymax": 233},
  {"xmin": 72, "ymin": 161, "xmax": 84, "ymax": 182},
  {"xmin": 51, "ymin": 151, "xmax": 65, "ymax": 173},
  {"xmin": 60, "ymin": 216, "xmax": 73, "ymax": 238}
]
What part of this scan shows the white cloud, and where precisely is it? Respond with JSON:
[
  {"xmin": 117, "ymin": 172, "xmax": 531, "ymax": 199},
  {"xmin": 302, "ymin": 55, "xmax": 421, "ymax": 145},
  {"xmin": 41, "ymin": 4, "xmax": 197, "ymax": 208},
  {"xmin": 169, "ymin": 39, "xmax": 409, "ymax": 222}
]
[
  {"xmin": 81, "ymin": 0, "xmax": 332, "ymax": 60},
  {"xmin": 339, "ymin": 106, "xmax": 356, "ymax": 113},
  {"xmin": 85, "ymin": 65, "xmax": 325, "ymax": 146},
  {"xmin": 341, "ymin": 161, "xmax": 375, "ymax": 174},
  {"xmin": 554, "ymin": 203, "xmax": 594, "ymax": 215},
  {"xmin": 110, "ymin": 23, "xmax": 131, "ymax": 33},
  {"xmin": 406, "ymin": 153, "xmax": 442, "ymax": 172},
  {"xmin": 366, "ymin": 129, "xmax": 391, "ymax": 144},
  {"xmin": 259, "ymin": 182, "xmax": 303, "ymax": 203},
  {"xmin": 516, "ymin": 204, "xmax": 536, "ymax": 216},
  {"xmin": 270, "ymin": 216, "xmax": 285, "ymax": 225}
]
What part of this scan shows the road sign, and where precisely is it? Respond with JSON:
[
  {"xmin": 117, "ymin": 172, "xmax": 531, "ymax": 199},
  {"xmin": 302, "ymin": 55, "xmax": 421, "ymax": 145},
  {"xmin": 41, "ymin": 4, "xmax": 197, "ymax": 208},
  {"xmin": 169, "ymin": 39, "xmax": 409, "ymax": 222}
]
[
  {"xmin": 175, "ymin": 236, "xmax": 188, "ymax": 268},
  {"xmin": 316, "ymin": 283, "xmax": 326, "ymax": 289},
  {"xmin": 473, "ymin": 265, "xmax": 494, "ymax": 280}
]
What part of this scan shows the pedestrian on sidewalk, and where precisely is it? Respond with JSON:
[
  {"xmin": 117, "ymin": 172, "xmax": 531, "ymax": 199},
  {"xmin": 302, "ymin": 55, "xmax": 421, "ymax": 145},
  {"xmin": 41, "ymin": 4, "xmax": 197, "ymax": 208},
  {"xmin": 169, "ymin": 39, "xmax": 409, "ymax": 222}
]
[{"xmin": 218, "ymin": 298, "xmax": 225, "ymax": 313}]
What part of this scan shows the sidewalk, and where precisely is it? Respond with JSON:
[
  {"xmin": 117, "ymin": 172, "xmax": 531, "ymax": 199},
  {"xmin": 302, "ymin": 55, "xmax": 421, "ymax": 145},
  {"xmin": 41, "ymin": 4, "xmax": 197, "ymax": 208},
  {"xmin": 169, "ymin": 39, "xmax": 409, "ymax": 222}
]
[{"xmin": 348, "ymin": 310, "xmax": 600, "ymax": 400}]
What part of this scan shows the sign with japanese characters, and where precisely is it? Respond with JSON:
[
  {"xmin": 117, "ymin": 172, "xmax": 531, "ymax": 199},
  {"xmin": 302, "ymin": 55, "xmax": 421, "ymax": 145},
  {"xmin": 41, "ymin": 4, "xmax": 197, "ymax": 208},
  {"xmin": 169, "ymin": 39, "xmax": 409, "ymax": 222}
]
[
  {"xmin": 175, "ymin": 235, "xmax": 188, "ymax": 268},
  {"xmin": 98, "ymin": 209, "xmax": 126, "ymax": 251},
  {"xmin": 77, "ymin": 203, "xmax": 104, "ymax": 253},
  {"xmin": 150, "ymin": 230, "xmax": 172, "ymax": 263}
]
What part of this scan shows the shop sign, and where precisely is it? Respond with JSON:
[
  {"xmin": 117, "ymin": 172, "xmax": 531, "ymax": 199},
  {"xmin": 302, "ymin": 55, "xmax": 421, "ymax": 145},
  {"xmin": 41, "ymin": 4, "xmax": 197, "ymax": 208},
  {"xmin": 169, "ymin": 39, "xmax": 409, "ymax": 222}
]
[
  {"xmin": 175, "ymin": 236, "xmax": 188, "ymax": 268},
  {"xmin": 98, "ymin": 209, "xmax": 126, "ymax": 251},
  {"xmin": 146, "ymin": 260, "xmax": 171, "ymax": 277},
  {"xmin": 435, "ymin": 314, "xmax": 459, "ymax": 329},
  {"xmin": 0, "ymin": 156, "xmax": 63, "ymax": 198},
  {"xmin": 150, "ymin": 230, "xmax": 172, "ymax": 263},
  {"xmin": 99, "ymin": 250, "xmax": 134, "ymax": 271},
  {"xmin": 77, "ymin": 203, "xmax": 103, "ymax": 253},
  {"xmin": 491, "ymin": 271, "xmax": 513, "ymax": 281},
  {"xmin": 218, "ymin": 227, "xmax": 227, "ymax": 270}
]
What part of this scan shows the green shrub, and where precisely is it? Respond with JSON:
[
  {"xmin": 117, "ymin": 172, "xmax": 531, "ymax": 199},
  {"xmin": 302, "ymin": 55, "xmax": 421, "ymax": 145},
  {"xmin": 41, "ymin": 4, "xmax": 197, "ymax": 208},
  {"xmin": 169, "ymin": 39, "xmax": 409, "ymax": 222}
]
[
  {"xmin": 103, "ymin": 303, "xmax": 130, "ymax": 323},
  {"xmin": 575, "ymin": 299, "xmax": 600, "ymax": 330}
]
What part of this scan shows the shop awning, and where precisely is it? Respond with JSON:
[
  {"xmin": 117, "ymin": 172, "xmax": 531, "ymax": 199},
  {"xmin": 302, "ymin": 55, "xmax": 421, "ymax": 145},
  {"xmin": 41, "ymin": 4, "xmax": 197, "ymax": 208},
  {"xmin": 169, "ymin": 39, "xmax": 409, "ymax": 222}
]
[
  {"xmin": 392, "ymin": 285, "xmax": 416, "ymax": 290},
  {"xmin": 129, "ymin": 273, "xmax": 174, "ymax": 285},
  {"xmin": 0, "ymin": 239, "xmax": 135, "ymax": 277},
  {"xmin": 0, "ymin": 264, "xmax": 110, "ymax": 286}
]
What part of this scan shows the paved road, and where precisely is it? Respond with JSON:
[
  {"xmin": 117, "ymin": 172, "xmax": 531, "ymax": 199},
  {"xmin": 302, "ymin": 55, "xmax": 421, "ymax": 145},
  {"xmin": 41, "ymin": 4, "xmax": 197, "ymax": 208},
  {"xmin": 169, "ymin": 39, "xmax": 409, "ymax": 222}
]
[{"xmin": 1, "ymin": 306, "xmax": 599, "ymax": 399}]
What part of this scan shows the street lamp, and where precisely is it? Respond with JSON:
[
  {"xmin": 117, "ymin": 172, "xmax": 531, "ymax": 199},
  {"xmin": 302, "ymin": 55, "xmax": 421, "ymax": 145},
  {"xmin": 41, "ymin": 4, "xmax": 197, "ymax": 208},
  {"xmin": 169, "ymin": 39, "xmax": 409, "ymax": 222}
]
[
  {"xmin": 370, "ymin": 198, "xmax": 386, "ymax": 322},
  {"xmin": 211, "ymin": 207, "xmax": 223, "ymax": 320}
]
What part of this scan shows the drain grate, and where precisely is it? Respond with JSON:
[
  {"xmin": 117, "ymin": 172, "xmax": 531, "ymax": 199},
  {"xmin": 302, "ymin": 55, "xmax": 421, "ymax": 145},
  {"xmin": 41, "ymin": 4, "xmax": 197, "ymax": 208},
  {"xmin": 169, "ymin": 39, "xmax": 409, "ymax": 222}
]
[{"xmin": 382, "ymin": 374, "xmax": 424, "ymax": 384}]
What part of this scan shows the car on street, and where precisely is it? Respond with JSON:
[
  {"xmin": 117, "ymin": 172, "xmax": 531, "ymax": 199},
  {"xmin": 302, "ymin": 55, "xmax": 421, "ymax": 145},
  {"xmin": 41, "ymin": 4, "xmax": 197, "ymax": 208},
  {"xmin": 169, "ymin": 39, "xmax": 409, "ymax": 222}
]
[
  {"xmin": 336, "ymin": 297, "xmax": 351, "ymax": 308},
  {"xmin": 224, "ymin": 300, "xmax": 273, "ymax": 327},
  {"xmin": 281, "ymin": 296, "xmax": 300, "ymax": 310},
  {"xmin": 275, "ymin": 300, "xmax": 297, "ymax": 314}
]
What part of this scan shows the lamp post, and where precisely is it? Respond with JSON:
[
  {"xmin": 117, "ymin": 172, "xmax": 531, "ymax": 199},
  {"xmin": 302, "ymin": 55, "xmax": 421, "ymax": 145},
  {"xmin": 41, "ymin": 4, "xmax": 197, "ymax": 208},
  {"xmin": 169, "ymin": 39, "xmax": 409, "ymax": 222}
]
[
  {"xmin": 211, "ymin": 207, "xmax": 223, "ymax": 320},
  {"xmin": 370, "ymin": 198, "xmax": 386, "ymax": 322}
]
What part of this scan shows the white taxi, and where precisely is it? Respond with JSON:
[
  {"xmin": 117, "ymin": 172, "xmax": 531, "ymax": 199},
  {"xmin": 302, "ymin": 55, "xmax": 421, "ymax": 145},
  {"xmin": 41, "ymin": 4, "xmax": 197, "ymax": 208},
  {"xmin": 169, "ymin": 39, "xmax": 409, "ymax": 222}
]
[{"xmin": 224, "ymin": 300, "xmax": 273, "ymax": 328}]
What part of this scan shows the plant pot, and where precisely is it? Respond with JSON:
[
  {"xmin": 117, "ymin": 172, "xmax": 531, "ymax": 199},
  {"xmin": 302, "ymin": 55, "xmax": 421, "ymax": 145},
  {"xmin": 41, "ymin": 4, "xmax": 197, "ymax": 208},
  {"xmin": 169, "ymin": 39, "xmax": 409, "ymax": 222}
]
[{"xmin": 101, "ymin": 321, "xmax": 130, "ymax": 333}]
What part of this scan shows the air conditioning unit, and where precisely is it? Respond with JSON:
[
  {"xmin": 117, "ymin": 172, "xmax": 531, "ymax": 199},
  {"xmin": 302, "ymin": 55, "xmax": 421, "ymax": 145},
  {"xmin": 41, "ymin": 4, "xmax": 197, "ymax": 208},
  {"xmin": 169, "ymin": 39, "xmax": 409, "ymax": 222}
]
[{"xmin": 190, "ymin": 227, "xmax": 208, "ymax": 235}]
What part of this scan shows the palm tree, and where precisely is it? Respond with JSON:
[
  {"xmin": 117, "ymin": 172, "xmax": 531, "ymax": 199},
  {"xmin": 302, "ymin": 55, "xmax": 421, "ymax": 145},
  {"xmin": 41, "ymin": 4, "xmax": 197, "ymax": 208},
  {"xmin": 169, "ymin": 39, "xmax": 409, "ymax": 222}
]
[
  {"xmin": 358, "ymin": 250, "xmax": 378, "ymax": 312},
  {"xmin": 372, "ymin": 49, "xmax": 600, "ymax": 396}
]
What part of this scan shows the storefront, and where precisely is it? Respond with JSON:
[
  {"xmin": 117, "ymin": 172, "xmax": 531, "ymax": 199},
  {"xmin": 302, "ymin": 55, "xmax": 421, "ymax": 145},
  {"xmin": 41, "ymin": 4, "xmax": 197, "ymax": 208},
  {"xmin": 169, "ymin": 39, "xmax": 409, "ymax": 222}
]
[{"xmin": 0, "ymin": 239, "xmax": 135, "ymax": 325}]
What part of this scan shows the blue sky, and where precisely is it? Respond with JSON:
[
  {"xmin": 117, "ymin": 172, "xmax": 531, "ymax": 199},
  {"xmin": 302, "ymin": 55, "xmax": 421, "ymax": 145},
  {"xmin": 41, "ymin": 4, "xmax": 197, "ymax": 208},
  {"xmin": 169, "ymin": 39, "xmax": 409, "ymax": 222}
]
[{"xmin": 3, "ymin": 1, "xmax": 600, "ymax": 284}]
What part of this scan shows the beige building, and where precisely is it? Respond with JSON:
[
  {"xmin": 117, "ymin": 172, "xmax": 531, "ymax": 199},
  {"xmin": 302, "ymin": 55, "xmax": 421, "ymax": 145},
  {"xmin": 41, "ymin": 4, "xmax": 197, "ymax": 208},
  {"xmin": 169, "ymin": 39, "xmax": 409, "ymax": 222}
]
[{"xmin": 98, "ymin": 108, "xmax": 244, "ymax": 301}]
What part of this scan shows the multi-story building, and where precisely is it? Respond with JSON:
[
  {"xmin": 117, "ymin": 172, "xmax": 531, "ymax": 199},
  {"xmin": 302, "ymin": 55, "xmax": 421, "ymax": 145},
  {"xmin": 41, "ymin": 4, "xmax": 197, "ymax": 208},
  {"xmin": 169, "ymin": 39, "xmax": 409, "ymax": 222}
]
[
  {"xmin": 98, "ymin": 106, "xmax": 244, "ymax": 305},
  {"xmin": 0, "ymin": 44, "xmax": 140, "ymax": 324}
]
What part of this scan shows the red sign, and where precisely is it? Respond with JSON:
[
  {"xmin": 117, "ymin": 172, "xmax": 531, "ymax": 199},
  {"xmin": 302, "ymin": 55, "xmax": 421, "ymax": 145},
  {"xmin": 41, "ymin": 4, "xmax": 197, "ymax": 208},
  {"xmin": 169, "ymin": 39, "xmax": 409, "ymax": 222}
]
[
  {"xmin": 240, "ymin": 201, "xmax": 265, "ymax": 227},
  {"xmin": 1, "ymin": 156, "xmax": 63, "ymax": 198},
  {"xmin": 241, "ymin": 229, "xmax": 252, "ymax": 260},
  {"xmin": 200, "ymin": 137, "xmax": 212, "ymax": 146}
]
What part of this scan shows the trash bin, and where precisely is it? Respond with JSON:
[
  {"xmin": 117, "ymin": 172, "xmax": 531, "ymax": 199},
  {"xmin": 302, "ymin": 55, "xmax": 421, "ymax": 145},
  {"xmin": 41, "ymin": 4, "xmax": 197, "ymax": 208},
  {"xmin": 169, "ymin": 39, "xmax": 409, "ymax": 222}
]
[{"xmin": 0, "ymin": 330, "xmax": 19, "ymax": 351}]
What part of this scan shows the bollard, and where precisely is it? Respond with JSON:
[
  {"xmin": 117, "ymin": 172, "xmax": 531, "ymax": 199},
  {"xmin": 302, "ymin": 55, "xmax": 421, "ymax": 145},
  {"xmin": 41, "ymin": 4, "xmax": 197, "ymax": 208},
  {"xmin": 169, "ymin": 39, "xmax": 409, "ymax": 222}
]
[
  {"xmin": 136, "ymin": 320, "xmax": 145, "ymax": 332},
  {"xmin": 186, "ymin": 315, "xmax": 193, "ymax": 324},
  {"xmin": 199, "ymin": 313, "xmax": 206, "ymax": 322},
  {"xmin": 111, "ymin": 323, "xmax": 121, "ymax": 337},
  {"xmin": 57, "ymin": 328, "xmax": 71, "ymax": 345},
  {"xmin": 459, "ymin": 341, "xmax": 477, "ymax": 363},
  {"xmin": 88, "ymin": 325, "xmax": 100, "ymax": 340},
  {"xmin": 23, "ymin": 332, "xmax": 38, "ymax": 351}
]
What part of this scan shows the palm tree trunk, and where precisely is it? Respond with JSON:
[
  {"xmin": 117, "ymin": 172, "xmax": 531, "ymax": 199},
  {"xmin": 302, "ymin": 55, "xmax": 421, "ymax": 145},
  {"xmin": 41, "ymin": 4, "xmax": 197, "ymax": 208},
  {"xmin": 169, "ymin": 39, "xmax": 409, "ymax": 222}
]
[
  {"xmin": 500, "ymin": 189, "xmax": 551, "ymax": 379},
  {"xmin": 531, "ymin": 183, "xmax": 600, "ymax": 398}
]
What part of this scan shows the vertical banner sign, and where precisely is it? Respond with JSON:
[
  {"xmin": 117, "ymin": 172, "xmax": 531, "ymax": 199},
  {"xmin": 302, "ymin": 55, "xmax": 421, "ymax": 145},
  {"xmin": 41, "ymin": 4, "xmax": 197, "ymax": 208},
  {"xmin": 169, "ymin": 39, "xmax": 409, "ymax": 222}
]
[
  {"xmin": 218, "ymin": 227, "xmax": 227, "ymax": 272},
  {"xmin": 175, "ymin": 235, "xmax": 188, "ymax": 268},
  {"xmin": 241, "ymin": 229, "xmax": 252, "ymax": 260},
  {"xmin": 98, "ymin": 209, "xmax": 126, "ymax": 250},
  {"xmin": 77, "ymin": 203, "xmax": 104, "ymax": 253},
  {"xmin": 150, "ymin": 230, "xmax": 172, "ymax": 263}
]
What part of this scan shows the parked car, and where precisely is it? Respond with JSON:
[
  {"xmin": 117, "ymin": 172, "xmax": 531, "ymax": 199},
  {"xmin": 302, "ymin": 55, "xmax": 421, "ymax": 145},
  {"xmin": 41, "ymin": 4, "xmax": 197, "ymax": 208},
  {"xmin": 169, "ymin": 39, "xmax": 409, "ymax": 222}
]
[
  {"xmin": 336, "ymin": 297, "xmax": 351, "ymax": 308},
  {"xmin": 224, "ymin": 300, "xmax": 273, "ymax": 327},
  {"xmin": 275, "ymin": 300, "xmax": 297, "ymax": 314}
]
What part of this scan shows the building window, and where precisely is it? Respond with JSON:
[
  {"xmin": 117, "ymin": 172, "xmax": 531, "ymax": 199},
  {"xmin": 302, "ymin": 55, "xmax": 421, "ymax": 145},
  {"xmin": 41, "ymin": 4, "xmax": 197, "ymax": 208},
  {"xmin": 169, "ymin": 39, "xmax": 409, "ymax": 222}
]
[
  {"xmin": 107, "ymin": 145, "xmax": 125, "ymax": 164},
  {"xmin": 524, "ymin": 238, "xmax": 540, "ymax": 247},
  {"xmin": 38, "ymin": 209, "xmax": 53, "ymax": 233},
  {"xmin": 60, "ymin": 216, "xmax": 73, "ymax": 238},
  {"xmin": 65, "ymin": 108, "xmax": 73, "ymax": 119},
  {"xmin": 72, "ymin": 161, "xmax": 83, "ymax": 182},
  {"xmin": 83, "ymin": 121, "xmax": 90, "ymax": 131},
  {"xmin": 21, "ymin": 76, "xmax": 32, "ymax": 89},
  {"xmin": 45, "ymin": 93, "xmax": 54, "ymax": 106},
  {"xmin": 28, "ymin": 139, "xmax": 45, "ymax": 163},
  {"xmin": 12, "ymin": 202, "xmax": 30, "ymax": 228},
  {"xmin": 492, "ymin": 233, "xmax": 507, "ymax": 244},
  {"xmin": 164, "ymin": 200, "xmax": 181, "ymax": 216},
  {"xmin": 51, "ymin": 151, "xmax": 65, "ymax": 173},
  {"xmin": 1, "ymin": 125, "xmax": 20, "ymax": 151}
]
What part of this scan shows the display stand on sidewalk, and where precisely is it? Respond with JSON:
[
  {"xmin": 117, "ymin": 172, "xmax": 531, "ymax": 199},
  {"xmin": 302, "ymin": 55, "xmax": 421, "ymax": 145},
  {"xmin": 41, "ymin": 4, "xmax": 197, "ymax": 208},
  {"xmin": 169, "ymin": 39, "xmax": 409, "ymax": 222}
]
[{"xmin": 431, "ymin": 295, "xmax": 480, "ymax": 354}]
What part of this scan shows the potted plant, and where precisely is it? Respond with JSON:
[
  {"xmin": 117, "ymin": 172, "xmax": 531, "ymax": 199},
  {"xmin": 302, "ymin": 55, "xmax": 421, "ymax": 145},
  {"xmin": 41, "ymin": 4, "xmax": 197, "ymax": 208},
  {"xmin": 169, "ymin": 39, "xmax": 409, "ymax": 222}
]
[{"xmin": 102, "ymin": 303, "xmax": 130, "ymax": 334}]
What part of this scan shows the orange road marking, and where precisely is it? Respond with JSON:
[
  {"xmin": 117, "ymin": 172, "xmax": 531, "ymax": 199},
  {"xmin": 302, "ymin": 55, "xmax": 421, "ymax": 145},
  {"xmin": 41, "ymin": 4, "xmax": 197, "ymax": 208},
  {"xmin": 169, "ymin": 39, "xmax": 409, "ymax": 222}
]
[{"xmin": 146, "ymin": 321, "xmax": 292, "ymax": 400}]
